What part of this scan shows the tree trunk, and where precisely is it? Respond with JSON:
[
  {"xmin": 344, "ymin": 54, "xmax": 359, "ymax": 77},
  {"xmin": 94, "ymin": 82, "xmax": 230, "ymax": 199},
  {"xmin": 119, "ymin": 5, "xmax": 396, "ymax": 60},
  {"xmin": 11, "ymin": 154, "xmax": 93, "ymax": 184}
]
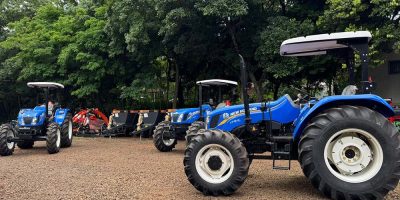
[
  {"xmin": 173, "ymin": 64, "xmax": 180, "ymax": 109},
  {"xmin": 273, "ymin": 82, "xmax": 281, "ymax": 100},
  {"xmin": 248, "ymin": 71, "xmax": 263, "ymax": 101}
]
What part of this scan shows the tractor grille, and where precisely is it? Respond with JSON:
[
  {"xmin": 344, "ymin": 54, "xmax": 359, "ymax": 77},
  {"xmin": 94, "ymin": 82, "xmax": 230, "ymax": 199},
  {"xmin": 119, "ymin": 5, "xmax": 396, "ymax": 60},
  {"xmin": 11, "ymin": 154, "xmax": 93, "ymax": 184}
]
[
  {"xmin": 171, "ymin": 113, "xmax": 188, "ymax": 122},
  {"xmin": 23, "ymin": 117, "xmax": 33, "ymax": 124}
]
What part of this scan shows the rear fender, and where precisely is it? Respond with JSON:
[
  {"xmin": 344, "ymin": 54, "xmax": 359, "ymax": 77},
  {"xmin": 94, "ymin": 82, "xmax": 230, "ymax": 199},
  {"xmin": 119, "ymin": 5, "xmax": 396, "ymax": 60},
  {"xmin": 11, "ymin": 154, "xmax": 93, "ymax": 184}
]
[
  {"xmin": 293, "ymin": 94, "xmax": 394, "ymax": 140},
  {"xmin": 54, "ymin": 108, "xmax": 70, "ymax": 126}
]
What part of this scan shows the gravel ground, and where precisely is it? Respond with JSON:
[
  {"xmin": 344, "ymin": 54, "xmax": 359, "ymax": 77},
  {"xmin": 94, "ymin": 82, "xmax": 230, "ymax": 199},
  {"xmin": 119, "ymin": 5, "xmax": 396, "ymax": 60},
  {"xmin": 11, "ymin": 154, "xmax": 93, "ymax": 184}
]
[{"xmin": 0, "ymin": 137, "xmax": 399, "ymax": 200}]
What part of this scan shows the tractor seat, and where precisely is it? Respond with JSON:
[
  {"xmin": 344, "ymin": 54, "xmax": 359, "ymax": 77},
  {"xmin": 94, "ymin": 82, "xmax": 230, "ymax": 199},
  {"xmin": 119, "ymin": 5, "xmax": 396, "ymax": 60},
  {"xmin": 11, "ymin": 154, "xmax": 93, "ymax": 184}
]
[
  {"xmin": 267, "ymin": 94, "xmax": 297, "ymax": 108},
  {"xmin": 216, "ymin": 102, "xmax": 227, "ymax": 109}
]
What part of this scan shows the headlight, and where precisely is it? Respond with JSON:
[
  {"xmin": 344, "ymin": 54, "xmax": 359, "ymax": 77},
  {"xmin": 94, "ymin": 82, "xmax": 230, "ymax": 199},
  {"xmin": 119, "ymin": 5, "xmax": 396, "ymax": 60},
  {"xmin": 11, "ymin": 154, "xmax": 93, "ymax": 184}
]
[
  {"xmin": 177, "ymin": 114, "xmax": 184, "ymax": 122},
  {"xmin": 31, "ymin": 117, "xmax": 39, "ymax": 125},
  {"xmin": 19, "ymin": 118, "xmax": 25, "ymax": 126}
]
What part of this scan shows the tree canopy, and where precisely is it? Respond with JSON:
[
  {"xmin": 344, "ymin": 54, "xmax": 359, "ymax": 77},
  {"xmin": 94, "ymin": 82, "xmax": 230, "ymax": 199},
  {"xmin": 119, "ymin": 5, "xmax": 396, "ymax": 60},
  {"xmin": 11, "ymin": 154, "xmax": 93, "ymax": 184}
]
[{"xmin": 0, "ymin": 0, "xmax": 399, "ymax": 121}]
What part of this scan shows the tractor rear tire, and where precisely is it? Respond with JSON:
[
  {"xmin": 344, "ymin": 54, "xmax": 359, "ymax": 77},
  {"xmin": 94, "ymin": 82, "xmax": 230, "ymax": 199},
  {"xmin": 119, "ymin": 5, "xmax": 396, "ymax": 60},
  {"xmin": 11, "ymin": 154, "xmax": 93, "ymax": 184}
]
[
  {"xmin": 185, "ymin": 121, "xmax": 205, "ymax": 144},
  {"xmin": 17, "ymin": 141, "xmax": 34, "ymax": 149},
  {"xmin": 183, "ymin": 129, "xmax": 249, "ymax": 196},
  {"xmin": 153, "ymin": 121, "xmax": 177, "ymax": 152},
  {"xmin": 299, "ymin": 106, "xmax": 400, "ymax": 200},
  {"xmin": 46, "ymin": 122, "xmax": 61, "ymax": 154},
  {"xmin": 61, "ymin": 113, "xmax": 73, "ymax": 148},
  {"xmin": 0, "ymin": 124, "xmax": 15, "ymax": 156}
]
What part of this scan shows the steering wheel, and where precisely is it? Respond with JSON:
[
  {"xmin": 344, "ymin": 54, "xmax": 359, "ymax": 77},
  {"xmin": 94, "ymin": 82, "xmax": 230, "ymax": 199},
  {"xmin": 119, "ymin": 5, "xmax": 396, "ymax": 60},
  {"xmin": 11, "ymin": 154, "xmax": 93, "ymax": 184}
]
[{"xmin": 291, "ymin": 87, "xmax": 311, "ymax": 104}]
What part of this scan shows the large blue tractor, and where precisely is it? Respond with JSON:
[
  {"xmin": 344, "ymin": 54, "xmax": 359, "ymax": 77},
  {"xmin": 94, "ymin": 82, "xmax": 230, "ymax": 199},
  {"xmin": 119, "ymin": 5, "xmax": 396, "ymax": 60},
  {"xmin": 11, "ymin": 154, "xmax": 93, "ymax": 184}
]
[
  {"xmin": 153, "ymin": 79, "xmax": 237, "ymax": 152},
  {"xmin": 0, "ymin": 82, "xmax": 73, "ymax": 156},
  {"xmin": 183, "ymin": 31, "xmax": 400, "ymax": 199}
]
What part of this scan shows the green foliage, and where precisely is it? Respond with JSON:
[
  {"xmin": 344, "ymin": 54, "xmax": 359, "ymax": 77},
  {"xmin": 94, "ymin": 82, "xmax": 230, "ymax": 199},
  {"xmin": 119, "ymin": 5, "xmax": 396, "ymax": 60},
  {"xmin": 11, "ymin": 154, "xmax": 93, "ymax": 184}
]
[
  {"xmin": 255, "ymin": 17, "xmax": 314, "ymax": 79},
  {"xmin": 0, "ymin": 0, "xmax": 399, "ymax": 121},
  {"xmin": 195, "ymin": 0, "xmax": 248, "ymax": 18}
]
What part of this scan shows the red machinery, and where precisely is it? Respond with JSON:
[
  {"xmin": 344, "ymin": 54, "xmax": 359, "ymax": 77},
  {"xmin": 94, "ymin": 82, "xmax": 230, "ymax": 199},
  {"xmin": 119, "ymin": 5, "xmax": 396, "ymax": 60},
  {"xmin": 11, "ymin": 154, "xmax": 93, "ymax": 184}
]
[
  {"xmin": 73, "ymin": 108, "xmax": 109, "ymax": 135},
  {"xmin": 386, "ymin": 99, "xmax": 400, "ymax": 129}
]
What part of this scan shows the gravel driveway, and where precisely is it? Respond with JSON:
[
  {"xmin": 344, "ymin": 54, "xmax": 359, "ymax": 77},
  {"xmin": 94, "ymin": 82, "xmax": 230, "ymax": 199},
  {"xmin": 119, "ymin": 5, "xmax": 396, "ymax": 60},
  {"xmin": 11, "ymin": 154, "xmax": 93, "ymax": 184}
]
[{"xmin": 0, "ymin": 137, "xmax": 399, "ymax": 200}]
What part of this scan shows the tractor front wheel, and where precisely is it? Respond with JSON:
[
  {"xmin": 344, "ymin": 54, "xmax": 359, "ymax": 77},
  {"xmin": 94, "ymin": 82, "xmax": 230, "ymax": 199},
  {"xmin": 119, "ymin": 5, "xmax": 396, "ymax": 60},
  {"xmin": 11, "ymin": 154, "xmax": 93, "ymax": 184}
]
[
  {"xmin": 17, "ymin": 141, "xmax": 34, "ymax": 149},
  {"xmin": 183, "ymin": 129, "xmax": 249, "ymax": 196},
  {"xmin": 299, "ymin": 106, "xmax": 400, "ymax": 199},
  {"xmin": 0, "ymin": 124, "xmax": 15, "ymax": 156},
  {"xmin": 46, "ymin": 122, "xmax": 61, "ymax": 154},
  {"xmin": 61, "ymin": 113, "xmax": 73, "ymax": 148},
  {"xmin": 153, "ymin": 121, "xmax": 177, "ymax": 152},
  {"xmin": 185, "ymin": 121, "xmax": 205, "ymax": 144}
]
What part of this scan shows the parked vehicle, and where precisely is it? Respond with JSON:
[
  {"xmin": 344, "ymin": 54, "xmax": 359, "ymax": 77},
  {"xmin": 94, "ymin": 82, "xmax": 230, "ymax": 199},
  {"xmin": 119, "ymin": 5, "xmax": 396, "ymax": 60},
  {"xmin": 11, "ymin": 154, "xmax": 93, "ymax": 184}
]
[
  {"xmin": 153, "ymin": 79, "xmax": 237, "ymax": 152},
  {"xmin": 72, "ymin": 108, "xmax": 109, "ymax": 136},
  {"xmin": 0, "ymin": 82, "xmax": 73, "ymax": 155},
  {"xmin": 183, "ymin": 31, "xmax": 400, "ymax": 199}
]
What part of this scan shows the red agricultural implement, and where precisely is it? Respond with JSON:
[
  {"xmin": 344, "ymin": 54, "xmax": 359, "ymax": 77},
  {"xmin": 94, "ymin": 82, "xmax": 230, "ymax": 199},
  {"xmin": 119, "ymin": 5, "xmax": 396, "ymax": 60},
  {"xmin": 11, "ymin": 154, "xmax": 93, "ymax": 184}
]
[
  {"xmin": 72, "ymin": 108, "xmax": 109, "ymax": 136},
  {"xmin": 386, "ymin": 99, "xmax": 400, "ymax": 130}
]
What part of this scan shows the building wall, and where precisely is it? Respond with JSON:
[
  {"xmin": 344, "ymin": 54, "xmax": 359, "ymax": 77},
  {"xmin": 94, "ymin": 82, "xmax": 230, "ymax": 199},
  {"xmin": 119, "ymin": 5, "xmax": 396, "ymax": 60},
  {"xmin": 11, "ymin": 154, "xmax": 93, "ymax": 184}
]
[{"xmin": 370, "ymin": 53, "xmax": 400, "ymax": 105}]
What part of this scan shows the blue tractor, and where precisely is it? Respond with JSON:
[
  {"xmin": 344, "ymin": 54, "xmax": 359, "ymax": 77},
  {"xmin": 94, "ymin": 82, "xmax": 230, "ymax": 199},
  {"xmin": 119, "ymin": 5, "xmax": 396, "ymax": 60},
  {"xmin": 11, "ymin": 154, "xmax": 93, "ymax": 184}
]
[
  {"xmin": 153, "ymin": 79, "xmax": 238, "ymax": 152},
  {"xmin": 0, "ymin": 82, "xmax": 73, "ymax": 156},
  {"xmin": 183, "ymin": 31, "xmax": 400, "ymax": 199}
]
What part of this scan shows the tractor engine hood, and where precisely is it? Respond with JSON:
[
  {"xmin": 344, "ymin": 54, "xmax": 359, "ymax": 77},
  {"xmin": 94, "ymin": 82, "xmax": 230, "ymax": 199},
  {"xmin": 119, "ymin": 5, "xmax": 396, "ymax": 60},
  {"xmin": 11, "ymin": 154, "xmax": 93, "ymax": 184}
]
[
  {"xmin": 170, "ymin": 105, "xmax": 212, "ymax": 123},
  {"xmin": 18, "ymin": 107, "xmax": 46, "ymax": 126}
]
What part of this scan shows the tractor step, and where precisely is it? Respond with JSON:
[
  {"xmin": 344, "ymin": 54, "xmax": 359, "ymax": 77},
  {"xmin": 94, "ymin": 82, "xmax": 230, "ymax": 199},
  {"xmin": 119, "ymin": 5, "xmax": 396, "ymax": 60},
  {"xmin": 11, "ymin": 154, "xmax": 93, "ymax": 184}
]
[{"xmin": 272, "ymin": 136, "xmax": 292, "ymax": 170}]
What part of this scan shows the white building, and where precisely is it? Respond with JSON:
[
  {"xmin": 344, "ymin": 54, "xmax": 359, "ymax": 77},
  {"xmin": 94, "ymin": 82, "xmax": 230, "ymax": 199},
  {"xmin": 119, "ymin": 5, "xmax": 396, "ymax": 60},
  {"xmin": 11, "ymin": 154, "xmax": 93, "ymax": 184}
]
[{"xmin": 370, "ymin": 53, "xmax": 400, "ymax": 105}]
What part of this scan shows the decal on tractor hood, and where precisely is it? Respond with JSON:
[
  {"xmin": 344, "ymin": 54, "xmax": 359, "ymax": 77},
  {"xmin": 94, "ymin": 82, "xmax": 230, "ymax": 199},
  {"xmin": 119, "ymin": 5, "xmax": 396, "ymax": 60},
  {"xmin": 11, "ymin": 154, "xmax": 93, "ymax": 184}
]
[{"xmin": 218, "ymin": 107, "xmax": 259, "ymax": 126}]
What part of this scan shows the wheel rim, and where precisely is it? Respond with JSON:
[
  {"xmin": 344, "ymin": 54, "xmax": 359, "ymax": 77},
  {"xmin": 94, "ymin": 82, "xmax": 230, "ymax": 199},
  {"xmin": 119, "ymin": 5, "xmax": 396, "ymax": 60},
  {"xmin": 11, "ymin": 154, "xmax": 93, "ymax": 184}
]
[
  {"xmin": 161, "ymin": 127, "xmax": 175, "ymax": 146},
  {"xmin": 56, "ymin": 129, "xmax": 61, "ymax": 148},
  {"xmin": 324, "ymin": 128, "xmax": 383, "ymax": 183},
  {"xmin": 195, "ymin": 144, "xmax": 234, "ymax": 184},
  {"xmin": 163, "ymin": 138, "xmax": 175, "ymax": 146},
  {"xmin": 6, "ymin": 130, "xmax": 14, "ymax": 149},
  {"xmin": 68, "ymin": 121, "xmax": 73, "ymax": 140}
]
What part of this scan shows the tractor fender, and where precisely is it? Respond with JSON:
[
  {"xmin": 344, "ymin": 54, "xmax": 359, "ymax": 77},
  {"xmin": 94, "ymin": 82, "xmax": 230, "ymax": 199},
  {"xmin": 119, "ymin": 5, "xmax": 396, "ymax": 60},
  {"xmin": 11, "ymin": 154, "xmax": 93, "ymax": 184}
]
[
  {"xmin": 54, "ymin": 108, "xmax": 71, "ymax": 126},
  {"xmin": 293, "ymin": 94, "xmax": 394, "ymax": 140}
]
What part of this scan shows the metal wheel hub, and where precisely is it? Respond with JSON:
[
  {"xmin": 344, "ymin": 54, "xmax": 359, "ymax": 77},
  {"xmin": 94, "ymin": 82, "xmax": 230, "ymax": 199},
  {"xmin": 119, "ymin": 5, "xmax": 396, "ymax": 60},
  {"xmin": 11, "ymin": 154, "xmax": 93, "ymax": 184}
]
[
  {"xmin": 208, "ymin": 155, "xmax": 223, "ymax": 170},
  {"xmin": 56, "ymin": 129, "xmax": 61, "ymax": 148},
  {"xmin": 162, "ymin": 127, "xmax": 175, "ymax": 146},
  {"xmin": 6, "ymin": 130, "xmax": 14, "ymax": 149},
  {"xmin": 68, "ymin": 121, "xmax": 73, "ymax": 140},
  {"xmin": 330, "ymin": 136, "xmax": 372, "ymax": 174},
  {"xmin": 324, "ymin": 129, "xmax": 383, "ymax": 183},
  {"xmin": 195, "ymin": 144, "xmax": 234, "ymax": 184}
]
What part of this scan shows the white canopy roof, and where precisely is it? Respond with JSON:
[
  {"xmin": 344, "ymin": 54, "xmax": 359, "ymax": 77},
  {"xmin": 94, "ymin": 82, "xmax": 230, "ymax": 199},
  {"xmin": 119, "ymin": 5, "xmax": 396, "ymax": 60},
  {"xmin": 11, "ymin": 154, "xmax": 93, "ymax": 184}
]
[
  {"xmin": 27, "ymin": 82, "xmax": 64, "ymax": 89},
  {"xmin": 280, "ymin": 31, "xmax": 372, "ymax": 56},
  {"xmin": 196, "ymin": 79, "xmax": 238, "ymax": 86}
]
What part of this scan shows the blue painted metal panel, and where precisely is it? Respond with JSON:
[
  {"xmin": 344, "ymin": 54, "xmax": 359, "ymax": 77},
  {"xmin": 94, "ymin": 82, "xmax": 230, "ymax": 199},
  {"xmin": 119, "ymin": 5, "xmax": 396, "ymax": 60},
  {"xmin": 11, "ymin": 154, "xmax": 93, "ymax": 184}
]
[
  {"xmin": 292, "ymin": 94, "xmax": 394, "ymax": 140},
  {"xmin": 209, "ymin": 95, "xmax": 301, "ymax": 132}
]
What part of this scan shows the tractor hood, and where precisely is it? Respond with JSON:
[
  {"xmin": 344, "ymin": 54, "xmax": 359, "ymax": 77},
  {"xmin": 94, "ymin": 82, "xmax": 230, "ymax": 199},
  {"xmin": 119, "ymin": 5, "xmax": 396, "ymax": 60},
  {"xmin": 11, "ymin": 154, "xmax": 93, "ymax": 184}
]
[
  {"xmin": 206, "ymin": 103, "xmax": 261, "ymax": 119},
  {"xmin": 170, "ymin": 104, "xmax": 212, "ymax": 124},
  {"xmin": 17, "ymin": 106, "xmax": 46, "ymax": 126}
]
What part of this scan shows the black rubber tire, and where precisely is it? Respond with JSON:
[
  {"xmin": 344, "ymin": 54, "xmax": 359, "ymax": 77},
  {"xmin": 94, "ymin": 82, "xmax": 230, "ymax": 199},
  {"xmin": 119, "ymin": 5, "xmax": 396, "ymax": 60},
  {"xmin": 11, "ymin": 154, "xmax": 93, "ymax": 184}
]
[
  {"xmin": 185, "ymin": 121, "xmax": 205, "ymax": 144},
  {"xmin": 153, "ymin": 121, "xmax": 177, "ymax": 152},
  {"xmin": 17, "ymin": 141, "xmax": 34, "ymax": 149},
  {"xmin": 298, "ymin": 106, "xmax": 400, "ymax": 200},
  {"xmin": 0, "ymin": 124, "xmax": 15, "ymax": 156},
  {"xmin": 46, "ymin": 122, "xmax": 61, "ymax": 154},
  {"xmin": 61, "ymin": 113, "xmax": 73, "ymax": 148},
  {"xmin": 183, "ymin": 129, "xmax": 249, "ymax": 196}
]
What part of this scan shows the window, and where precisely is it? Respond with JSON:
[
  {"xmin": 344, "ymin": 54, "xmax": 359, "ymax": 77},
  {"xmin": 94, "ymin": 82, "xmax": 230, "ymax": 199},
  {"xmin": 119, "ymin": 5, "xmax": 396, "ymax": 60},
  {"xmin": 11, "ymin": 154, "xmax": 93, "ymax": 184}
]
[{"xmin": 389, "ymin": 60, "xmax": 400, "ymax": 74}]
